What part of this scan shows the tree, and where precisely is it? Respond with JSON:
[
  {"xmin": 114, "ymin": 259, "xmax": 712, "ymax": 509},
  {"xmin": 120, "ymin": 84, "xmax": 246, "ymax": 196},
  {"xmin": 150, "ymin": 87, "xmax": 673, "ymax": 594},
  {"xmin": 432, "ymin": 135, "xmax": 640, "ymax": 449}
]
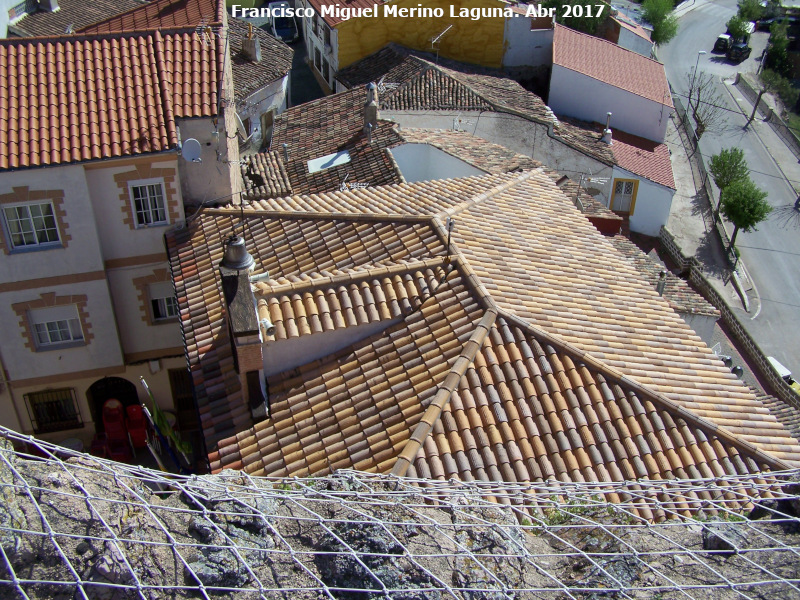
[
  {"xmin": 642, "ymin": 0, "xmax": 679, "ymax": 45},
  {"xmin": 766, "ymin": 20, "xmax": 791, "ymax": 78},
  {"xmin": 737, "ymin": 0, "xmax": 763, "ymax": 23},
  {"xmin": 709, "ymin": 148, "xmax": 749, "ymax": 191},
  {"xmin": 542, "ymin": 0, "xmax": 606, "ymax": 34},
  {"xmin": 719, "ymin": 177, "xmax": 772, "ymax": 249},
  {"xmin": 726, "ymin": 15, "xmax": 749, "ymax": 42},
  {"xmin": 686, "ymin": 68, "xmax": 728, "ymax": 141}
]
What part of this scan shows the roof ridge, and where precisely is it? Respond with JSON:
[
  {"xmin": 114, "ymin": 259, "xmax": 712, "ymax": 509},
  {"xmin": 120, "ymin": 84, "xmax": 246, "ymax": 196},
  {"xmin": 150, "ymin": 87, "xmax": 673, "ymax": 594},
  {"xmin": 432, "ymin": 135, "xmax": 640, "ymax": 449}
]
[
  {"xmin": 0, "ymin": 26, "xmax": 201, "ymax": 44},
  {"xmin": 150, "ymin": 30, "xmax": 179, "ymax": 150},
  {"xmin": 392, "ymin": 307, "xmax": 499, "ymax": 476},
  {"xmin": 441, "ymin": 170, "xmax": 538, "ymax": 220},
  {"xmin": 493, "ymin": 306, "xmax": 793, "ymax": 471},
  {"xmin": 206, "ymin": 206, "xmax": 431, "ymax": 223},
  {"xmin": 253, "ymin": 256, "xmax": 450, "ymax": 297}
]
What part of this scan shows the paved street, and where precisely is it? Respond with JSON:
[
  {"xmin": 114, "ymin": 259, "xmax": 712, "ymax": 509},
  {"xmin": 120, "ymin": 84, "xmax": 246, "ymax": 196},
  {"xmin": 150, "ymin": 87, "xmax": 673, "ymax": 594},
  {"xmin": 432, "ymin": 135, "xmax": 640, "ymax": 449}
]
[{"xmin": 659, "ymin": 0, "xmax": 800, "ymax": 376}]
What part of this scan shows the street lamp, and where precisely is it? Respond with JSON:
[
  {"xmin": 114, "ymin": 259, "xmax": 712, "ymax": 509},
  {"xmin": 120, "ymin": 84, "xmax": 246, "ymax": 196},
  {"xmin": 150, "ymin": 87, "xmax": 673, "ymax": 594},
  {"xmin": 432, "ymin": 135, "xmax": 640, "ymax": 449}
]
[{"xmin": 690, "ymin": 50, "xmax": 707, "ymax": 111}]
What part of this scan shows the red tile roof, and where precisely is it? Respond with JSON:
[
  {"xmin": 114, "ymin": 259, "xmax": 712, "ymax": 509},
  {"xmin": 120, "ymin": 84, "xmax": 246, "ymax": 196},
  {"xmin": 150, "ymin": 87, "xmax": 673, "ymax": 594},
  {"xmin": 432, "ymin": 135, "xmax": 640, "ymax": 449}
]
[
  {"xmin": 553, "ymin": 24, "xmax": 672, "ymax": 107},
  {"xmin": 79, "ymin": 0, "xmax": 222, "ymax": 34},
  {"xmin": 0, "ymin": 29, "xmax": 219, "ymax": 171},
  {"xmin": 612, "ymin": 129, "xmax": 675, "ymax": 189},
  {"xmin": 9, "ymin": 0, "xmax": 142, "ymax": 37}
]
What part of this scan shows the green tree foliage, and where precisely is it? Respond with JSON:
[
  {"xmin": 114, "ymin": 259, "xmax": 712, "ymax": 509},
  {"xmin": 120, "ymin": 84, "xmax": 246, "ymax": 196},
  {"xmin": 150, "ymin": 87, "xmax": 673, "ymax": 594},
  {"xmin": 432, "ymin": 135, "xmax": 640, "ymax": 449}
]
[
  {"xmin": 719, "ymin": 177, "xmax": 772, "ymax": 248},
  {"xmin": 726, "ymin": 15, "xmax": 749, "ymax": 41},
  {"xmin": 542, "ymin": 0, "xmax": 606, "ymax": 34},
  {"xmin": 709, "ymin": 148, "xmax": 749, "ymax": 191},
  {"xmin": 766, "ymin": 20, "xmax": 791, "ymax": 78},
  {"xmin": 760, "ymin": 69, "xmax": 800, "ymax": 108},
  {"xmin": 737, "ymin": 0, "xmax": 763, "ymax": 23},
  {"xmin": 642, "ymin": 0, "xmax": 679, "ymax": 45}
]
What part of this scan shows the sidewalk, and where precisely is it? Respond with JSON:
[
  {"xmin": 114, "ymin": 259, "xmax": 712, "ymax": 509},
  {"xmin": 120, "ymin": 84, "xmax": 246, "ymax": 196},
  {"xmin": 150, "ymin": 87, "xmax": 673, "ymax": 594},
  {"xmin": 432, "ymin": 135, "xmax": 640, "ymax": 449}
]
[
  {"xmin": 665, "ymin": 116, "xmax": 744, "ymax": 308},
  {"xmin": 723, "ymin": 76, "xmax": 800, "ymax": 195}
]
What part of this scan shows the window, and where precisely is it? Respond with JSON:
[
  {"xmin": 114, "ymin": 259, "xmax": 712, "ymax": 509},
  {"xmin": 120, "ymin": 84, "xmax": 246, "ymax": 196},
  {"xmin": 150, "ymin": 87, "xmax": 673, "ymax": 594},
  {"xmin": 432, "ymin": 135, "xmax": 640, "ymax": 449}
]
[
  {"xmin": 324, "ymin": 24, "xmax": 331, "ymax": 47},
  {"xmin": 130, "ymin": 181, "xmax": 167, "ymax": 227},
  {"xmin": 2, "ymin": 202, "xmax": 60, "ymax": 250},
  {"xmin": 611, "ymin": 179, "xmax": 639, "ymax": 214},
  {"xmin": 29, "ymin": 305, "xmax": 84, "ymax": 349},
  {"xmin": 322, "ymin": 57, "xmax": 331, "ymax": 86},
  {"xmin": 314, "ymin": 47, "xmax": 322, "ymax": 72},
  {"xmin": 150, "ymin": 282, "xmax": 178, "ymax": 322},
  {"xmin": 24, "ymin": 388, "xmax": 83, "ymax": 434}
]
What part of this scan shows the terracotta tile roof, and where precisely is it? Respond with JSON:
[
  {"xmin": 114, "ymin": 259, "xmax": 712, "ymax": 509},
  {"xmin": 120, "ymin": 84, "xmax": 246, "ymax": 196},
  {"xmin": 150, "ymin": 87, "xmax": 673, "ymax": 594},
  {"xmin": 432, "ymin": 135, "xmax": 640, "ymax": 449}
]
[
  {"xmin": 168, "ymin": 213, "xmax": 446, "ymax": 446},
  {"xmin": 79, "ymin": 0, "xmax": 222, "ymax": 34},
  {"xmin": 608, "ymin": 235, "xmax": 719, "ymax": 318},
  {"xmin": 611, "ymin": 129, "xmax": 676, "ymax": 189},
  {"xmin": 336, "ymin": 44, "xmax": 617, "ymax": 166},
  {"xmin": 553, "ymin": 24, "xmax": 672, "ymax": 107},
  {"xmin": 229, "ymin": 18, "xmax": 293, "ymax": 102},
  {"xmin": 242, "ymin": 151, "xmax": 293, "ymax": 198},
  {"xmin": 241, "ymin": 90, "xmax": 544, "ymax": 199},
  {"xmin": 168, "ymin": 170, "xmax": 800, "ymax": 471},
  {"xmin": 8, "ymin": 0, "xmax": 142, "ymax": 37},
  {"xmin": 397, "ymin": 129, "xmax": 542, "ymax": 173},
  {"xmin": 307, "ymin": 0, "xmax": 382, "ymax": 27},
  {"xmin": 613, "ymin": 14, "xmax": 653, "ymax": 43}
]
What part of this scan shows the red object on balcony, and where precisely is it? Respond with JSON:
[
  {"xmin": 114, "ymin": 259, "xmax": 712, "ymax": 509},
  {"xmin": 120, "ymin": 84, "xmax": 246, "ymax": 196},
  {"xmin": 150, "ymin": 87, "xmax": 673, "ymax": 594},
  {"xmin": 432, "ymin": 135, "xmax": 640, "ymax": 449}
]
[
  {"xmin": 126, "ymin": 405, "xmax": 147, "ymax": 449},
  {"xmin": 102, "ymin": 399, "xmax": 132, "ymax": 463}
]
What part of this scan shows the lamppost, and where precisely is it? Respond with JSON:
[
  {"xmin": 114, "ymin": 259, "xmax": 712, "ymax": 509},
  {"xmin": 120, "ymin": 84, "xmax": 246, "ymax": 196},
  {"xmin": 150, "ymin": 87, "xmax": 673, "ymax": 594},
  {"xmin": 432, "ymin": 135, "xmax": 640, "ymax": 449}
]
[{"xmin": 690, "ymin": 50, "xmax": 707, "ymax": 105}]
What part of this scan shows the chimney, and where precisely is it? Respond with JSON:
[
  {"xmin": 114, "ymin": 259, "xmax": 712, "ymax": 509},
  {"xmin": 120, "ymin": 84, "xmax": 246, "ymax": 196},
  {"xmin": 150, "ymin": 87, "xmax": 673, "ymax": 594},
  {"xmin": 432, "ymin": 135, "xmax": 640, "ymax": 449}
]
[
  {"xmin": 242, "ymin": 23, "xmax": 262, "ymax": 62},
  {"xmin": 656, "ymin": 270, "xmax": 667, "ymax": 296},
  {"xmin": 364, "ymin": 82, "xmax": 379, "ymax": 134},
  {"xmin": 39, "ymin": 0, "xmax": 59, "ymax": 11},
  {"xmin": 601, "ymin": 112, "xmax": 613, "ymax": 145}
]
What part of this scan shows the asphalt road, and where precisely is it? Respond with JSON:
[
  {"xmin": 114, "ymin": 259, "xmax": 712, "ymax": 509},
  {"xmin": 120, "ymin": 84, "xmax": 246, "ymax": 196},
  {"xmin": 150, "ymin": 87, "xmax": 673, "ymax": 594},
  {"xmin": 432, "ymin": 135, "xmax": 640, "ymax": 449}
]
[{"xmin": 660, "ymin": 0, "xmax": 800, "ymax": 377}]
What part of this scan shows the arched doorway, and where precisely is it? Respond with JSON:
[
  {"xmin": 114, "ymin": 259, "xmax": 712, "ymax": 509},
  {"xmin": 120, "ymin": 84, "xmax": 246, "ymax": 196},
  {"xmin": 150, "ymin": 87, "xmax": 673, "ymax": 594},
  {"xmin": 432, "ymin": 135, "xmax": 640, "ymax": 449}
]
[{"xmin": 86, "ymin": 377, "xmax": 139, "ymax": 432}]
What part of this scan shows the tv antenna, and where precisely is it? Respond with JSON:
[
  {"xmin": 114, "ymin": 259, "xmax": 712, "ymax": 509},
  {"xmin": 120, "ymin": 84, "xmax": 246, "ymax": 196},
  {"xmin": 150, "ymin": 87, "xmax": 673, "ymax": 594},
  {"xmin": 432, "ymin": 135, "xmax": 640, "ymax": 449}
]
[{"xmin": 430, "ymin": 24, "xmax": 452, "ymax": 63}]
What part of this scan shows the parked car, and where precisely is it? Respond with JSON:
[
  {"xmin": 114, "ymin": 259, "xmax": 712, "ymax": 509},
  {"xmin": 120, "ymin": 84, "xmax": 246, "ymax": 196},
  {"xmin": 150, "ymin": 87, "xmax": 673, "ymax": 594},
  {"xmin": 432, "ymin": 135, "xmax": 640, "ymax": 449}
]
[
  {"xmin": 266, "ymin": 1, "xmax": 299, "ymax": 43},
  {"xmin": 727, "ymin": 42, "xmax": 752, "ymax": 63},
  {"xmin": 714, "ymin": 33, "xmax": 732, "ymax": 52}
]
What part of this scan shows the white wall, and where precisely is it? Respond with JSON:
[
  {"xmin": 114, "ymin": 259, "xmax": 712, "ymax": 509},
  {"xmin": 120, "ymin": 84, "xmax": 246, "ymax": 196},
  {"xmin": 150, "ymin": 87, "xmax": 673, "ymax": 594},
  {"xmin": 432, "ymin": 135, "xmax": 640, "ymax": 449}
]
[
  {"xmin": 105, "ymin": 266, "xmax": 183, "ymax": 357},
  {"xmin": 0, "ymin": 279, "xmax": 124, "ymax": 381},
  {"xmin": 390, "ymin": 143, "xmax": 486, "ymax": 182},
  {"xmin": 681, "ymin": 311, "xmax": 717, "ymax": 347},
  {"xmin": 549, "ymin": 65, "xmax": 671, "ymax": 142},
  {"xmin": 238, "ymin": 75, "xmax": 289, "ymax": 150},
  {"xmin": 84, "ymin": 158, "xmax": 183, "ymax": 263},
  {"xmin": 177, "ymin": 116, "xmax": 240, "ymax": 206},
  {"xmin": 503, "ymin": 19, "xmax": 553, "ymax": 68},
  {"xmin": 617, "ymin": 27, "xmax": 654, "ymax": 58},
  {"xmin": 263, "ymin": 319, "xmax": 400, "ymax": 377},
  {"xmin": 0, "ymin": 165, "xmax": 105, "ymax": 284},
  {"xmin": 384, "ymin": 110, "xmax": 614, "ymax": 202},
  {"xmin": 613, "ymin": 166, "xmax": 675, "ymax": 236}
]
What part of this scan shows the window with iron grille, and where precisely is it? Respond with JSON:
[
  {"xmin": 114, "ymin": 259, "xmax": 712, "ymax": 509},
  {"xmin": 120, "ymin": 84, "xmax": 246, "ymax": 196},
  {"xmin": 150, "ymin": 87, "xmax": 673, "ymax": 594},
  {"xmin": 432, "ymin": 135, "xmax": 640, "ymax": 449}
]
[
  {"xmin": 24, "ymin": 388, "xmax": 83, "ymax": 434},
  {"xmin": 130, "ymin": 181, "xmax": 168, "ymax": 227},
  {"xmin": 8, "ymin": 0, "xmax": 36, "ymax": 22},
  {"xmin": 2, "ymin": 202, "xmax": 61, "ymax": 250}
]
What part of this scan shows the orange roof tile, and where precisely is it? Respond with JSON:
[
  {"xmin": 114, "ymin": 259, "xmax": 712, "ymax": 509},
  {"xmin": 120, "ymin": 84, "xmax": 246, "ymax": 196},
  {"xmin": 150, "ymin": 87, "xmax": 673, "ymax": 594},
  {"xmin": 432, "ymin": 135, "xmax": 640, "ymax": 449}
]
[
  {"xmin": 0, "ymin": 29, "xmax": 218, "ymax": 171},
  {"xmin": 553, "ymin": 24, "xmax": 672, "ymax": 107},
  {"xmin": 79, "ymin": 0, "xmax": 222, "ymax": 34},
  {"xmin": 169, "ymin": 170, "xmax": 800, "ymax": 482},
  {"xmin": 611, "ymin": 129, "xmax": 676, "ymax": 189}
]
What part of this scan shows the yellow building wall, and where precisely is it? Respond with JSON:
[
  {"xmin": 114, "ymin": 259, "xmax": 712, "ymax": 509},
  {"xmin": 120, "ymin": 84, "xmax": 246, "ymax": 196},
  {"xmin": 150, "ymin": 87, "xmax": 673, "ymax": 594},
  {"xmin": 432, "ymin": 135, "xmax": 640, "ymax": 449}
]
[{"xmin": 337, "ymin": 0, "xmax": 507, "ymax": 69}]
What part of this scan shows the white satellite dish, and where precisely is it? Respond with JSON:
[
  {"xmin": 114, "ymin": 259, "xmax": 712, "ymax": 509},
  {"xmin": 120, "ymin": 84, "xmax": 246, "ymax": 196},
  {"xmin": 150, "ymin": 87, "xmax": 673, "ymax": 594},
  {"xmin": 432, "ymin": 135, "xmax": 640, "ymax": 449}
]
[
  {"xmin": 235, "ymin": 113, "xmax": 252, "ymax": 142},
  {"xmin": 181, "ymin": 138, "xmax": 202, "ymax": 163}
]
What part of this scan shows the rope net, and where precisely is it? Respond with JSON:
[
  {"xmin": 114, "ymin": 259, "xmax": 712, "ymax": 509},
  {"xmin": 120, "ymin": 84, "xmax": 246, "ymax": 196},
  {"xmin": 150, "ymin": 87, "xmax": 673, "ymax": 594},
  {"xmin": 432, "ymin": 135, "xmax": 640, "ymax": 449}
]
[{"xmin": 0, "ymin": 425, "xmax": 798, "ymax": 600}]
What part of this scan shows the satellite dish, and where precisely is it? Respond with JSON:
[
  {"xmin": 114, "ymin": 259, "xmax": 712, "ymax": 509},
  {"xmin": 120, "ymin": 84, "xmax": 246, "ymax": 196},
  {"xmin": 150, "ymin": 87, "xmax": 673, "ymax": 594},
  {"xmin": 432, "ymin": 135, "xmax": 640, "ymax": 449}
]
[
  {"xmin": 235, "ymin": 113, "xmax": 251, "ymax": 142},
  {"xmin": 181, "ymin": 138, "xmax": 202, "ymax": 163}
]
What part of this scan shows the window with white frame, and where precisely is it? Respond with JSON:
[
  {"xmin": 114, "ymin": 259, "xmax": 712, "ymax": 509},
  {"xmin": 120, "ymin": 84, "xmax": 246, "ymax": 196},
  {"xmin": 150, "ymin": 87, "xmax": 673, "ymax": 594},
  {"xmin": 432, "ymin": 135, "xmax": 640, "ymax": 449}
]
[
  {"xmin": 130, "ymin": 181, "xmax": 168, "ymax": 227},
  {"xmin": 149, "ymin": 281, "xmax": 178, "ymax": 322},
  {"xmin": 2, "ymin": 202, "xmax": 61, "ymax": 250},
  {"xmin": 29, "ymin": 305, "xmax": 84, "ymax": 350}
]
